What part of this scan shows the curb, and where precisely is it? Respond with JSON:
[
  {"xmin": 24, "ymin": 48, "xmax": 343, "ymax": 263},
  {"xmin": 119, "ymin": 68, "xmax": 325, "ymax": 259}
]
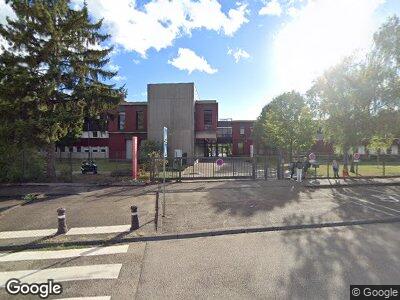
[{"xmin": 1, "ymin": 217, "xmax": 399, "ymax": 252}]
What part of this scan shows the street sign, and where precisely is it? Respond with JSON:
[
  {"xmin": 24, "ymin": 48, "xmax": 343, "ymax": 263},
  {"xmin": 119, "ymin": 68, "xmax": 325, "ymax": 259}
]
[
  {"xmin": 309, "ymin": 152, "xmax": 316, "ymax": 163},
  {"xmin": 163, "ymin": 127, "xmax": 168, "ymax": 158},
  {"xmin": 353, "ymin": 152, "xmax": 360, "ymax": 162},
  {"xmin": 216, "ymin": 158, "xmax": 224, "ymax": 166}
]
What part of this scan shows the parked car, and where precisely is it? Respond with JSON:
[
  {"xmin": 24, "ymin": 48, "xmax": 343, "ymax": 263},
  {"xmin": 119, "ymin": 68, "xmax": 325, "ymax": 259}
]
[{"xmin": 81, "ymin": 160, "xmax": 97, "ymax": 174}]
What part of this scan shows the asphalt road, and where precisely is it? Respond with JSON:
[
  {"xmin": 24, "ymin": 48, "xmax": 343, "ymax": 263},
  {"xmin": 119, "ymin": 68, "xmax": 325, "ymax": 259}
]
[{"xmin": 0, "ymin": 221, "xmax": 399, "ymax": 299}]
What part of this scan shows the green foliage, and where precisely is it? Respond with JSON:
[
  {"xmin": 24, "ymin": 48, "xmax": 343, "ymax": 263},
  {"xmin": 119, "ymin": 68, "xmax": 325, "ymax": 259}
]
[
  {"xmin": 23, "ymin": 193, "xmax": 38, "ymax": 201},
  {"xmin": 369, "ymin": 135, "xmax": 393, "ymax": 155},
  {"xmin": 0, "ymin": 0, "xmax": 125, "ymax": 178},
  {"xmin": 139, "ymin": 140, "xmax": 162, "ymax": 163},
  {"xmin": 0, "ymin": 144, "xmax": 44, "ymax": 182},
  {"xmin": 254, "ymin": 91, "xmax": 316, "ymax": 156}
]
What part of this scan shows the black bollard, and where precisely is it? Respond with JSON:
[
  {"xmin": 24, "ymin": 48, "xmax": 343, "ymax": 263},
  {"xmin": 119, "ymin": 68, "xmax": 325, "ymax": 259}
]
[
  {"xmin": 130, "ymin": 205, "xmax": 139, "ymax": 231},
  {"xmin": 56, "ymin": 207, "xmax": 68, "ymax": 234}
]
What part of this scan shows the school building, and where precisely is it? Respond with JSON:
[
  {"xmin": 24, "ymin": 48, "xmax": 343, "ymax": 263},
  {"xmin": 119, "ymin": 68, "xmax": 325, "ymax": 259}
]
[{"xmin": 56, "ymin": 83, "xmax": 254, "ymax": 159}]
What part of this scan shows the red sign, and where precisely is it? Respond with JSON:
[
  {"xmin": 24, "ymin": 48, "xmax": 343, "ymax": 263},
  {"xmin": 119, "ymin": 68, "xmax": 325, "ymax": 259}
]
[
  {"xmin": 353, "ymin": 153, "xmax": 360, "ymax": 160},
  {"xmin": 216, "ymin": 158, "xmax": 224, "ymax": 166},
  {"xmin": 132, "ymin": 137, "xmax": 138, "ymax": 180},
  {"xmin": 309, "ymin": 153, "xmax": 316, "ymax": 161}
]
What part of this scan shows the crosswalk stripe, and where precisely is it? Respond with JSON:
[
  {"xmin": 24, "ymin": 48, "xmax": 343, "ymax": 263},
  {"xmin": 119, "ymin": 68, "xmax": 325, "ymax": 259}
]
[
  {"xmin": 65, "ymin": 225, "xmax": 130, "ymax": 235},
  {"xmin": 0, "ymin": 229, "xmax": 57, "ymax": 239},
  {"xmin": 0, "ymin": 245, "xmax": 129, "ymax": 262},
  {"xmin": 0, "ymin": 264, "xmax": 122, "ymax": 287},
  {"xmin": 56, "ymin": 297, "xmax": 111, "ymax": 300},
  {"xmin": 0, "ymin": 224, "xmax": 131, "ymax": 240}
]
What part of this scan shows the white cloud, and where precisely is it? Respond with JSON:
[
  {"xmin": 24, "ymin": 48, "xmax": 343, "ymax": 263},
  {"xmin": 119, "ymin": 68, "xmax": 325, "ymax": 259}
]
[
  {"xmin": 0, "ymin": 0, "xmax": 15, "ymax": 54},
  {"xmin": 71, "ymin": 0, "xmax": 249, "ymax": 57},
  {"xmin": 168, "ymin": 48, "xmax": 217, "ymax": 74},
  {"xmin": 227, "ymin": 47, "xmax": 250, "ymax": 63},
  {"xmin": 132, "ymin": 59, "xmax": 140, "ymax": 64},
  {"xmin": 259, "ymin": 0, "xmax": 282, "ymax": 16},
  {"xmin": 113, "ymin": 75, "xmax": 126, "ymax": 82},
  {"xmin": 107, "ymin": 63, "xmax": 120, "ymax": 72},
  {"xmin": 272, "ymin": 0, "xmax": 385, "ymax": 94}
]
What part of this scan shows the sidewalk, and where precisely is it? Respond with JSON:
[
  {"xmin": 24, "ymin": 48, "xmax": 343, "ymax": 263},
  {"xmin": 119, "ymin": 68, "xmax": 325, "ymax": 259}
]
[{"xmin": 304, "ymin": 177, "xmax": 400, "ymax": 188}]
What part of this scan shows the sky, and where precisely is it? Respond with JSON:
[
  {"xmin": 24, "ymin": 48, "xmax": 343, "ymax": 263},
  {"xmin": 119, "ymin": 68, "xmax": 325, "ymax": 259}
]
[{"xmin": 1, "ymin": 0, "xmax": 400, "ymax": 120}]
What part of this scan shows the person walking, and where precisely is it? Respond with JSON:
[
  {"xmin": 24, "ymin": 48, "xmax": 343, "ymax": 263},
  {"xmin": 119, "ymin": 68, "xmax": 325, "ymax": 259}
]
[
  {"xmin": 303, "ymin": 157, "xmax": 311, "ymax": 179},
  {"xmin": 296, "ymin": 158, "xmax": 303, "ymax": 183},
  {"xmin": 332, "ymin": 160, "xmax": 339, "ymax": 179}
]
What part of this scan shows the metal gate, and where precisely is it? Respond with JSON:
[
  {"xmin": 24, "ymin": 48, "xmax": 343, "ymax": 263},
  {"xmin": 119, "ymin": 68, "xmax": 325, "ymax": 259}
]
[{"xmin": 150, "ymin": 156, "xmax": 279, "ymax": 181}]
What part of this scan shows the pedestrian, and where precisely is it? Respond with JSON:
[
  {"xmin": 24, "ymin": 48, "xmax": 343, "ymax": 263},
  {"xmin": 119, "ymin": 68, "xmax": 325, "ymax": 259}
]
[
  {"xmin": 303, "ymin": 157, "xmax": 311, "ymax": 179},
  {"xmin": 290, "ymin": 161, "xmax": 295, "ymax": 179},
  {"xmin": 296, "ymin": 158, "xmax": 303, "ymax": 183},
  {"xmin": 332, "ymin": 160, "xmax": 339, "ymax": 179}
]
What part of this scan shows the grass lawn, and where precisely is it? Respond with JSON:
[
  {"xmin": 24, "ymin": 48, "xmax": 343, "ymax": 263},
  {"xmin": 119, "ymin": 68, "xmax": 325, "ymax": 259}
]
[
  {"xmin": 56, "ymin": 158, "xmax": 132, "ymax": 173},
  {"xmin": 306, "ymin": 161, "xmax": 400, "ymax": 178}
]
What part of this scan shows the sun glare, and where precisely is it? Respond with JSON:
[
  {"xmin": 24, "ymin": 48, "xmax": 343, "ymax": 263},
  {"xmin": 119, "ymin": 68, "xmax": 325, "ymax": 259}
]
[{"xmin": 273, "ymin": 0, "xmax": 384, "ymax": 93}]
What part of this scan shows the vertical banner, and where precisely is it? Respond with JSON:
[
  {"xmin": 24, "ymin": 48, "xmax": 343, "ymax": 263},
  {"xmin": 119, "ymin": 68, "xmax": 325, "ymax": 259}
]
[
  {"xmin": 132, "ymin": 136, "xmax": 138, "ymax": 180},
  {"xmin": 163, "ymin": 127, "xmax": 168, "ymax": 158}
]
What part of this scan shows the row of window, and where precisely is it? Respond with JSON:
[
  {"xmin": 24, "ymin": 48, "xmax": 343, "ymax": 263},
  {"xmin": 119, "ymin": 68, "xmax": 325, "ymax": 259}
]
[
  {"xmin": 57, "ymin": 146, "xmax": 108, "ymax": 153},
  {"xmin": 118, "ymin": 111, "xmax": 145, "ymax": 131},
  {"xmin": 81, "ymin": 131, "xmax": 108, "ymax": 138}
]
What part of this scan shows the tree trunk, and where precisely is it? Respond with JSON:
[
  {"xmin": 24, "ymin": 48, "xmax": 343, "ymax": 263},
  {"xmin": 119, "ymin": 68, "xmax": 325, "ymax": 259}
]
[
  {"xmin": 46, "ymin": 142, "xmax": 56, "ymax": 180},
  {"xmin": 342, "ymin": 145, "xmax": 349, "ymax": 169}
]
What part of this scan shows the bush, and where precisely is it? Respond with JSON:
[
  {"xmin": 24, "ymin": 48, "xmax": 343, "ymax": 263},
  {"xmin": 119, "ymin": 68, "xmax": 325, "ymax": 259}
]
[{"xmin": 0, "ymin": 144, "xmax": 44, "ymax": 182}]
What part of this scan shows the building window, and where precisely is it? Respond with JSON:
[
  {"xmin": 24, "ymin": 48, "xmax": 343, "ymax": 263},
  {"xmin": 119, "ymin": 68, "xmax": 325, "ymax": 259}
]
[
  {"xmin": 237, "ymin": 142, "xmax": 244, "ymax": 155},
  {"xmin": 217, "ymin": 127, "xmax": 232, "ymax": 137},
  {"xmin": 92, "ymin": 131, "xmax": 98, "ymax": 138},
  {"xmin": 100, "ymin": 148, "xmax": 106, "ymax": 153},
  {"xmin": 77, "ymin": 146, "xmax": 81, "ymax": 153},
  {"xmin": 136, "ymin": 111, "xmax": 144, "ymax": 130},
  {"xmin": 60, "ymin": 147, "xmax": 65, "ymax": 152},
  {"xmin": 69, "ymin": 147, "xmax": 73, "ymax": 152},
  {"xmin": 118, "ymin": 112, "xmax": 126, "ymax": 131},
  {"xmin": 204, "ymin": 110, "xmax": 212, "ymax": 130},
  {"xmin": 92, "ymin": 148, "xmax": 98, "ymax": 152},
  {"xmin": 240, "ymin": 126, "xmax": 245, "ymax": 135},
  {"xmin": 84, "ymin": 148, "xmax": 89, "ymax": 153}
]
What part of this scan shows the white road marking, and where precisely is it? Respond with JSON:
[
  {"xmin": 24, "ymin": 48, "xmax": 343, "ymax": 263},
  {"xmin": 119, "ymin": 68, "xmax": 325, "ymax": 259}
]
[
  {"xmin": 66, "ymin": 225, "xmax": 130, "ymax": 235},
  {"xmin": 346, "ymin": 195, "xmax": 400, "ymax": 214},
  {"xmin": 0, "ymin": 245, "xmax": 129, "ymax": 262},
  {"xmin": 342, "ymin": 198, "xmax": 396, "ymax": 217},
  {"xmin": 0, "ymin": 264, "xmax": 122, "ymax": 287},
  {"xmin": 56, "ymin": 297, "xmax": 111, "ymax": 300},
  {"xmin": 0, "ymin": 229, "xmax": 57, "ymax": 240},
  {"xmin": 0, "ymin": 225, "xmax": 131, "ymax": 240}
]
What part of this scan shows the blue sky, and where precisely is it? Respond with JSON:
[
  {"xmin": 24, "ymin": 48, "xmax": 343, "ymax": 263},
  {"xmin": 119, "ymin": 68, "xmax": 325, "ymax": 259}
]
[{"xmin": 2, "ymin": 0, "xmax": 400, "ymax": 120}]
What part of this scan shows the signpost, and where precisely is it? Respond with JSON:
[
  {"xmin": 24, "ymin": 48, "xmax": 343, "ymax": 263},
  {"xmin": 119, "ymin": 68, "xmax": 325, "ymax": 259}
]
[
  {"xmin": 353, "ymin": 152, "xmax": 360, "ymax": 163},
  {"xmin": 162, "ymin": 127, "xmax": 167, "ymax": 217}
]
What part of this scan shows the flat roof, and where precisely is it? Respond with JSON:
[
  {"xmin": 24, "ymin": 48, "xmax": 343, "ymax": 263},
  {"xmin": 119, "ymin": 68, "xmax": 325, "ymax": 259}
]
[
  {"xmin": 196, "ymin": 100, "xmax": 217, "ymax": 104},
  {"xmin": 231, "ymin": 120, "xmax": 255, "ymax": 123},
  {"xmin": 121, "ymin": 101, "xmax": 148, "ymax": 105}
]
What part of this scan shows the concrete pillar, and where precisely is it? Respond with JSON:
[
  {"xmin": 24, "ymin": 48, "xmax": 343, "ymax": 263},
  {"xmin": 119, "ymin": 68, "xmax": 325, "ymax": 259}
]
[
  {"xmin": 132, "ymin": 136, "xmax": 138, "ymax": 180},
  {"xmin": 56, "ymin": 208, "xmax": 67, "ymax": 234}
]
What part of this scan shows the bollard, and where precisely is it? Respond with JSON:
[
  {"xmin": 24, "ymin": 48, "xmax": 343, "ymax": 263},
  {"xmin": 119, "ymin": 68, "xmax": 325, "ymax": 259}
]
[
  {"xmin": 130, "ymin": 205, "xmax": 139, "ymax": 231},
  {"xmin": 56, "ymin": 207, "xmax": 68, "ymax": 234}
]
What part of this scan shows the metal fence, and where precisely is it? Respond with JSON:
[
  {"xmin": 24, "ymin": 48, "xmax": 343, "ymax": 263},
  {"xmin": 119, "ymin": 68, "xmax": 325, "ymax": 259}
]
[{"xmin": 150, "ymin": 156, "xmax": 280, "ymax": 181}]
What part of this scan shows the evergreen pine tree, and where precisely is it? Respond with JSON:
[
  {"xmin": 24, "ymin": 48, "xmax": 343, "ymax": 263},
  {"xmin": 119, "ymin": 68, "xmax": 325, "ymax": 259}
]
[{"xmin": 0, "ymin": 0, "xmax": 125, "ymax": 178}]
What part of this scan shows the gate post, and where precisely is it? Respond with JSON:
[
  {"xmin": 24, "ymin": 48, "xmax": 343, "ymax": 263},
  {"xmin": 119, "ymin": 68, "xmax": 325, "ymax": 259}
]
[
  {"xmin": 264, "ymin": 157, "xmax": 268, "ymax": 180},
  {"xmin": 178, "ymin": 158, "xmax": 182, "ymax": 182},
  {"xmin": 252, "ymin": 157, "xmax": 256, "ymax": 180},
  {"xmin": 132, "ymin": 136, "xmax": 138, "ymax": 180}
]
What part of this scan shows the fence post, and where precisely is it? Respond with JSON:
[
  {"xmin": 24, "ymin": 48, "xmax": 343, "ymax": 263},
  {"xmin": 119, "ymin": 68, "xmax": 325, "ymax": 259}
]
[
  {"xmin": 179, "ymin": 158, "xmax": 182, "ymax": 182},
  {"xmin": 383, "ymin": 160, "xmax": 386, "ymax": 176},
  {"xmin": 264, "ymin": 157, "xmax": 268, "ymax": 180},
  {"xmin": 327, "ymin": 162, "xmax": 330, "ymax": 178},
  {"xmin": 252, "ymin": 157, "xmax": 256, "ymax": 180},
  {"xmin": 232, "ymin": 158, "xmax": 235, "ymax": 177},
  {"xmin": 154, "ymin": 191, "xmax": 159, "ymax": 231}
]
